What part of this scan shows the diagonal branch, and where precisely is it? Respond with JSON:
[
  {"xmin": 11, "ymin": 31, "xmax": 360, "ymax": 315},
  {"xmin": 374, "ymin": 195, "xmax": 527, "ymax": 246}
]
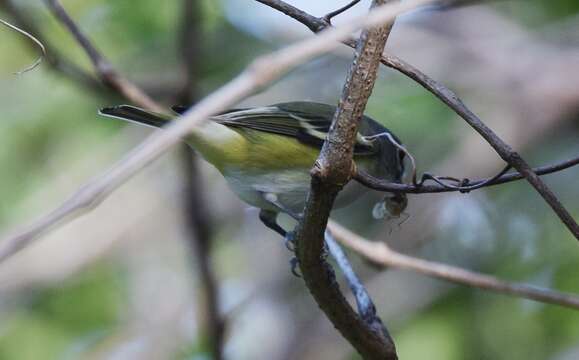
[
  {"xmin": 255, "ymin": 0, "xmax": 579, "ymax": 241},
  {"xmin": 43, "ymin": 0, "xmax": 163, "ymax": 112},
  {"xmin": 293, "ymin": 1, "xmax": 398, "ymax": 358},
  {"xmin": 328, "ymin": 221, "xmax": 579, "ymax": 310}
]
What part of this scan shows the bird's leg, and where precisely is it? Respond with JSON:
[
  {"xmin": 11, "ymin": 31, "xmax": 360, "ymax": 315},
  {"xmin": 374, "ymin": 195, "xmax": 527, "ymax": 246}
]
[
  {"xmin": 258, "ymin": 209, "xmax": 295, "ymax": 251},
  {"xmin": 259, "ymin": 192, "xmax": 302, "ymax": 250},
  {"xmin": 259, "ymin": 193, "xmax": 303, "ymax": 277},
  {"xmin": 258, "ymin": 209, "xmax": 286, "ymax": 237}
]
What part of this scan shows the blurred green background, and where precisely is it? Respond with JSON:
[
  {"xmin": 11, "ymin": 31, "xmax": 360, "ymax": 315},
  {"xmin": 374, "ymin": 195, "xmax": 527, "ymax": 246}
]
[{"xmin": 1, "ymin": 0, "xmax": 578, "ymax": 359}]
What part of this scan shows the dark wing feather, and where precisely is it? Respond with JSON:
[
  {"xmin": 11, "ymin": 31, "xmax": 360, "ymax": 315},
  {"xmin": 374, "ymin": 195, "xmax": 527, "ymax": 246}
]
[{"xmin": 173, "ymin": 102, "xmax": 377, "ymax": 154}]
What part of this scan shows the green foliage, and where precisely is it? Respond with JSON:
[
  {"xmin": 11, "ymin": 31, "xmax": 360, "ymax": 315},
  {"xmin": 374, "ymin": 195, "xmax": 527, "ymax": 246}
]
[{"xmin": 0, "ymin": 262, "xmax": 124, "ymax": 360}]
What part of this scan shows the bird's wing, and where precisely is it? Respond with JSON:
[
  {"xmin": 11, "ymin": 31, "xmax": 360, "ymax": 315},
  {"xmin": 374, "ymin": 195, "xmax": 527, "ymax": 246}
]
[{"xmin": 172, "ymin": 102, "xmax": 376, "ymax": 154}]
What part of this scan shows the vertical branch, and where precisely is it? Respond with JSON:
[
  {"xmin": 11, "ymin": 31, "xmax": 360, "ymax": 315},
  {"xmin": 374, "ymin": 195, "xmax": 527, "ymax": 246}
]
[
  {"xmin": 294, "ymin": 1, "xmax": 399, "ymax": 358},
  {"xmin": 177, "ymin": 1, "xmax": 224, "ymax": 359}
]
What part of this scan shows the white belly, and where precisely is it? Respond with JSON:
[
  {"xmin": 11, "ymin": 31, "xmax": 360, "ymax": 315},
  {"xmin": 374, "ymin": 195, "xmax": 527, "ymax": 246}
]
[{"xmin": 222, "ymin": 167, "xmax": 368, "ymax": 215}]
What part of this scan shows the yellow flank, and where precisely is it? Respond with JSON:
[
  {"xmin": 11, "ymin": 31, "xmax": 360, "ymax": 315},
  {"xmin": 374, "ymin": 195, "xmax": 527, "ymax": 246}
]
[{"xmin": 185, "ymin": 123, "xmax": 320, "ymax": 171}]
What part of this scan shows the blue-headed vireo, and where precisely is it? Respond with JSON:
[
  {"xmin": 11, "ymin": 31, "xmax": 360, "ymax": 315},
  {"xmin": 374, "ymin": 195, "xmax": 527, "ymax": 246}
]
[{"xmin": 100, "ymin": 101, "xmax": 407, "ymax": 237}]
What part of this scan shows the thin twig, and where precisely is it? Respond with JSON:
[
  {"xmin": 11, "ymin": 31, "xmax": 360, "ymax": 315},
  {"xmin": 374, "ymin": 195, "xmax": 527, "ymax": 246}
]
[
  {"xmin": 328, "ymin": 221, "xmax": 579, "ymax": 310},
  {"xmin": 294, "ymin": 1, "xmax": 399, "ymax": 358},
  {"xmin": 353, "ymin": 155, "xmax": 579, "ymax": 193},
  {"xmin": 254, "ymin": 0, "xmax": 579, "ymax": 241},
  {"xmin": 323, "ymin": 0, "xmax": 362, "ymax": 23},
  {"xmin": 43, "ymin": 0, "xmax": 164, "ymax": 112},
  {"xmin": 0, "ymin": 17, "xmax": 45, "ymax": 74}
]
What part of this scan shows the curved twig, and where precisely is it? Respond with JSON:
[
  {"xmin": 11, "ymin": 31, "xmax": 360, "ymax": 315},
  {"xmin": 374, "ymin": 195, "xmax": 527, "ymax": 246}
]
[
  {"xmin": 354, "ymin": 155, "xmax": 579, "ymax": 194},
  {"xmin": 323, "ymin": 0, "xmax": 362, "ymax": 24},
  {"xmin": 0, "ymin": 18, "xmax": 45, "ymax": 74}
]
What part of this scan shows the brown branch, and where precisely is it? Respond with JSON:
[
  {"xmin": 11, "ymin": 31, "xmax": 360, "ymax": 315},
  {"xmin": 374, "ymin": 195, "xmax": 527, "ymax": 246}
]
[
  {"xmin": 354, "ymin": 155, "xmax": 579, "ymax": 193},
  {"xmin": 254, "ymin": 0, "xmax": 325, "ymax": 32},
  {"xmin": 255, "ymin": 0, "xmax": 579, "ymax": 241},
  {"xmin": 293, "ymin": 1, "xmax": 399, "ymax": 359},
  {"xmin": 328, "ymin": 221, "xmax": 579, "ymax": 310},
  {"xmin": 43, "ymin": 0, "xmax": 164, "ymax": 112},
  {"xmin": 177, "ymin": 1, "xmax": 224, "ymax": 359},
  {"xmin": 323, "ymin": 0, "xmax": 362, "ymax": 23}
]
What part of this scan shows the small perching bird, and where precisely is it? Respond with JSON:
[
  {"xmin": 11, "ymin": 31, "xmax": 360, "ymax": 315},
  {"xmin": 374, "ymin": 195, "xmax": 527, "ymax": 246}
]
[{"xmin": 100, "ymin": 101, "xmax": 408, "ymax": 237}]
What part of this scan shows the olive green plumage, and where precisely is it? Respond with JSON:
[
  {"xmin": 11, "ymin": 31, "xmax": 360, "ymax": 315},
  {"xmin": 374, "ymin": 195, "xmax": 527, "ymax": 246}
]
[{"xmin": 99, "ymin": 101, "xmax": 407, "ymax": 227}]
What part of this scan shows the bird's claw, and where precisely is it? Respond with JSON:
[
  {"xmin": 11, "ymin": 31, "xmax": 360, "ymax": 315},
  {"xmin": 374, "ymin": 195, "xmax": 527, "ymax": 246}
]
[
  {"xmin": 321, "ymin": 240, "xmax": 329, "ymax": 260},
  {"xmin": 284, "ymin": 231, "xmax": 296, "ymax": 252},
  {"xmin": 289, "ymin": 257, "xmax": 301, "ymax": 277}
]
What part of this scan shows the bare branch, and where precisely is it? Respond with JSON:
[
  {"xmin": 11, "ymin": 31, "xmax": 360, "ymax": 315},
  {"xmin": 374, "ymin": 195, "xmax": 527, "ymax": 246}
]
[
  {"xmin": 328, "ymin": 221, "xmax": 579, "ymax": 311},
  {"xmin": 255, "ymin": 0, "xmax": 324, "ymax": 32},
  {"xmin": 323, "ymin": 0, "xmax": 362, "ymax": 24},
  {"xmin": 254, "ymin": 0, "xmax": 579, "ymax": 241},
  {"xmin": 294, "ymin": 0, "xmax": 399, "ymax": 358},
  {"xmin": 354, "ymin": 155, "xmax": 579, "ymax": 193},
  {"xmin": 43, "ymin": 0, "xmax": 163, "ymax": 112},
  {"xmin": 0, "ymin": 17, "xmax": 45, "ymax": 74}
]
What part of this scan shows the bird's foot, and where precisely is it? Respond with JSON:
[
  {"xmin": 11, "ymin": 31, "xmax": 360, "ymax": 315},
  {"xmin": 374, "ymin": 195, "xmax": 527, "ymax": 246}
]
[
  {"xmin": 321, "ymin": 239, "xmax": 329, "ymax": 260},
  {"xmin": 289, "ymin": 256, "xmax": 301, "ymax": 277},
  {"xmin": 284, "ymin": 230, "xmax": 296, "ymax": 252}
]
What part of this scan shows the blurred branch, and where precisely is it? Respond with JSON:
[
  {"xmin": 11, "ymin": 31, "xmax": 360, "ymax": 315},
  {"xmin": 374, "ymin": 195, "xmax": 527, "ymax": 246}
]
[
  {"xmin": 354, "ymin": 155, "xmax": 579, "ymax": 193},
  {"xmin": 255, "ymin": 0, "xmax": 579, "ymax": 241},
  {"xmin": 177, "ymin": 0, "xmax": 202, "ymax": 104},
  {"xmin": 180, "ymin": 146, "xmax": 224, "ymax": 359},
  {"xmin": 328, "ymin": 221, "xmax": 579, "ymax": 310},
  {"xmin": 0, "ymin": 17, "xmax": 45, "ymax": 74},
  {"xmin": 43, "ymin": 0, "xmax": 163, "ymax": 112},
  {"xmin": 294, "ymin": 1, "xmax": 399, "ymax": 358},
  {"xmin": 177, "ymin": 0, "xmax": 224, "ymax": 359}
]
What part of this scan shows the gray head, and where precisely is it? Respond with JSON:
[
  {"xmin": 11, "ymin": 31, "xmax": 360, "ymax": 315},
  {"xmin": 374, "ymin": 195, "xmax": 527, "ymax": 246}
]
[{"xmin": 358, "ymin": 115, "xmax": 406, "ymax": 183}]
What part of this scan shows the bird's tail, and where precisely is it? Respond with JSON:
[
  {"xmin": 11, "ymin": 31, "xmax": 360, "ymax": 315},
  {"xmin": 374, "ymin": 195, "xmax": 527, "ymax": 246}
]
[{"xmin": 99, "ymin": 105, "xmax": 171, "ymax": 128}]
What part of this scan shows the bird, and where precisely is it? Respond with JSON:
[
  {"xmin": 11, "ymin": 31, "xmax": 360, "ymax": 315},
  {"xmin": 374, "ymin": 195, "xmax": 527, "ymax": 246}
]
[{"xmin": 99, "ymin": 101, "xmax": 407, "ymax": 238}]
